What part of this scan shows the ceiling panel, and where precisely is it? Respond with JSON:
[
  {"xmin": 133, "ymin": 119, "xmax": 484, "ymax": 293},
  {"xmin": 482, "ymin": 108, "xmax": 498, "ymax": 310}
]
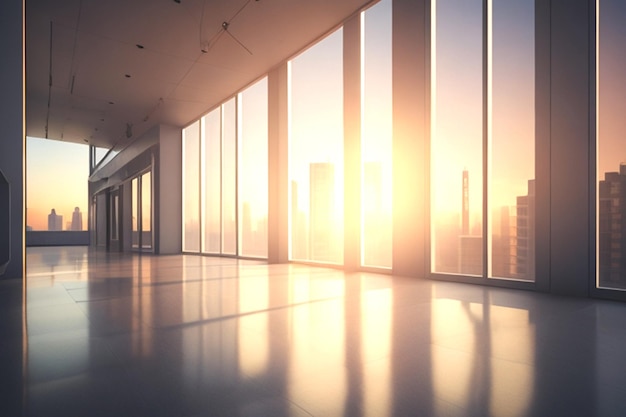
[{"xmin": 26, "ymin": 0, "xmax": 373, "ymax": 150}]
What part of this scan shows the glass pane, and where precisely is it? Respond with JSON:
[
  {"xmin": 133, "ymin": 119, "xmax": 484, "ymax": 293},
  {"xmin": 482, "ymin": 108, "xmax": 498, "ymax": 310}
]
[
  {"xmin": 183, "ymin": 121, "xmax": 200, "ymax": 252},
  {"xmin": 93, "ymin": 146, "xmax": 109, "ymax": 168},
  {"xmin": 26, "ymin": 137, "xmax": 88, "ymax": 232},
  {"xmin": 289, "ymin": 28, "xmax": 344, "ymax": 264},
  {"xmin": 361, "ymin": 0, "xmax": 392, "ymax": 268},
  {"xmin": 597, "ymin": 0, "xmax": 626, "ymax": 290},
  {"xmin": 222, "ymin": 98, "xmax": 237, "ymax": 255},
  {"xmin": 141, "ymin": 172, "xmax": 152, "ymax": 249},
  {"xmin": 238, "ymin": 77, "xmax": 269, "ymax": 258},
  {"xmin": 202, "ymin": 108, "xmax": 221, "ymax": 254},
  {"xmin": 132, "ymin": 177, "xmax": 139, "ymax": 249},
  {"xmin": 431, "ymin": 0, "xmax": 484, "ymax": 275},
  {"xmin": 110, "ymin": 193, "xmax": 119, "ymax": 241},
  {"xmin": 488, "ymin": 0, "xmax": 535, "ymax": 281}
]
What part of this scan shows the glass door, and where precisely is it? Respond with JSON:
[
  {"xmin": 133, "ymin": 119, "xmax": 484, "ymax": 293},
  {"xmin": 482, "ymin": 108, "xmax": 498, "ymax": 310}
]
[
  {"xmin": 131, "ymin": 171, "xmax": 153, "ymax": 252},
  {"xmin": 109, "ymin": 188, "xmax": 121, "ymax": 251}
]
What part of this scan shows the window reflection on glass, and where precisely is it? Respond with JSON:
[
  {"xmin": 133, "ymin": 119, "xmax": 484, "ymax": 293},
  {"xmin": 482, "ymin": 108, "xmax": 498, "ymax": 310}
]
[
  {"xmin": 361, "ymin": 0, "xmax": 392, "ymax": 268},
  {"xmin": 202, "ymin": 108, "xmax": 221, "ymax": 254},
  {"xmin": 238, "ymin": 77, "xmax": 269, "ymax": 258},
  {"xmin": 431, "ymin": 0, "xmax": 484, "ymax": 276},
  {"xmin": 597, "ymin": 0, "xmax": 626, "ymax": 290},
  {"xmin": 289, "ymin": 27, "xmax": 344, "ymax": 264},
  {"xmin": 488, "ymin": 0, "xmax": 535, "ymax": 281},
  {"xmin": 183, "ymin": 121, "xmax": 200, "ymax": 252}
]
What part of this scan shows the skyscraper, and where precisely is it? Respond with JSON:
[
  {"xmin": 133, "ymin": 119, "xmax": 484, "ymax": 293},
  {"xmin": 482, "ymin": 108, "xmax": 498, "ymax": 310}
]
[
  {"xmin": 459, "ymin": 169, "xmax": 482, "ymax": 275},
  {"xmin": 363, "ymin": 161, "xmax": 391, "ymax": 267},
  {"xmin": 599, "ymin": 165, "xmax": 626, "ymax": 289},
  {"xmin": 491, "ymin": 205, "xmax": 514, "ymax": 278},
  {"xmin": 462, "ymin": 168, "xmax": 469, "ymax": 236},
  {"xmin": 71, "ymin": 207, "xmax": 83, "ymax": 231},
  {"xmin": 309, "ymin": 163, "xmax": 337, "ymax": 263},
  {"xmin": 514, "ymin": 179, "xmax": 535, "ymax": 281},
  {"xmin": 47, "ymin": 209, "xmax": 63, "ymax": 231},
  {"xmin": 291, "ymin": 181, "xmax": 308, "ymax": 260}
]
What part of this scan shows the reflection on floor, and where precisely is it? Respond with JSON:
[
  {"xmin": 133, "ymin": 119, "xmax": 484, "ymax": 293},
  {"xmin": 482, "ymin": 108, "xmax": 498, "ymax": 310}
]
[{"xmin": 7, "ymin": 246, "xmax": 626, "ymax": 416}]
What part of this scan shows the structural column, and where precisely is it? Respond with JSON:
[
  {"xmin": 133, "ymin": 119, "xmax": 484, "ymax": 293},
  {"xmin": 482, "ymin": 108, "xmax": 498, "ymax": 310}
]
[
  {"xmin": 343, "ymin": 14, "xmax": 361, "ymax": 271},
  {"xmin": 157, "ymin": 125, "xmax": 183, "ymax": 254},
  {"xmin": 0, "ymin": 0, "xmax": 24, "ymax": 280},
  {"xmin": 267, "ymin": 64, "xmax": 289, "ymax": 263},
  {"xmin": 392, "ymin": 0, "xmax": 428, "ymax": 277},
  {"xmin": 548, "ymin": 0, "xmax": 592, "ymax": 296}
]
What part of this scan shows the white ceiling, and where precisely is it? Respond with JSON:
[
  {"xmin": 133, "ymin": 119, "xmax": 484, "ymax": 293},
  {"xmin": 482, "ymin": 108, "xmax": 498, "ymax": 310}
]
[{"xmin": 26, "ymin": 0, "xmax": 372, "ymax": 151}]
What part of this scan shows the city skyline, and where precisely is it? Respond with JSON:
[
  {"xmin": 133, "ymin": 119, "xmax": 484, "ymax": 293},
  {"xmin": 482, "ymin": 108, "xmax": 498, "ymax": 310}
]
[{"xmin": 26, "ymin": 137, "xmax": 89, "ymax": 231}]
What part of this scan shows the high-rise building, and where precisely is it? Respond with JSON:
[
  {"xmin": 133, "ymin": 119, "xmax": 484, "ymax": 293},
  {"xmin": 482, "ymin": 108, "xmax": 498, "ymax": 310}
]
[
  {"xmin": 291, "ymin": 181, "xmax": 308, "ymax": 260},
  {"xmin": 599, "ymin": 165, "xmax": 626, "ymax": 289},
  {"xmin": 514, "ymin": 179, "xmax": 536, "ymax": 281},
  {"xmin": 363, "ymin": 161, "xmax": 391, "ymax": 266},
  {"xmin": 462, "ymin": 168, "xmax": 469, "ymax": 236},
  {"xmin": 47, "ymin": 209, "xmax": 63, "ymax": 231},
  {"xmin": 492, "ymin": 205, "xmax": 515, "ymax": 278},
  {"xmin": 309, "ymin": 163, "xmax": 337, "ymax": 263},
  {"xmin": 459, "ymin": 169, "xmax": 482, "ymax": 275},
  {"xmin": 71, "ymin": 207, "xmax": 83, "ymax": 231}
]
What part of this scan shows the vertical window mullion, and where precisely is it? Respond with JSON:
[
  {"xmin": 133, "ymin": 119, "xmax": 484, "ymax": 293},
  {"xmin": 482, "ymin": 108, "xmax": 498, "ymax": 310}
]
[{"xmin": 484, "ymin": 0, "xmax": 491, "ymax": 279}]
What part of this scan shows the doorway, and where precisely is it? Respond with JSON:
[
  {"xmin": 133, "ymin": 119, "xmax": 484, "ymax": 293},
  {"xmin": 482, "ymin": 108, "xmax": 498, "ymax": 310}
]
[{"xmin": 131, "ymin": 171, "xmax": 152, "ymax": 252}]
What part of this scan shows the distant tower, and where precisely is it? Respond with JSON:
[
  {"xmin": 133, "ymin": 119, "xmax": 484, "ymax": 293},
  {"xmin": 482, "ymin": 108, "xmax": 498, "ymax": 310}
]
[
  {"xmin": 309, "ymin": 163, "xmax": 335, "ymax": 262},
  {"xmin": 48, "ymin": 209, "xmax": 63, "ymax": 231},
  {"xmin": 462, "ymin": 169, "xmax": 469, "ymax": 235},
  {"xmin": 71, "ymin": 207, "xmax": 83, "ymax": 231},
  {"xmin": 514, "ymin": 180, "xmax": 536, "ymax": 281},
  {"xmin": 291, "ymin": 181, "xmax": 308, "ymax": 260},
  {"xmin": 598, "ymin": 164, "xmax": 626, "ymax": 288}
]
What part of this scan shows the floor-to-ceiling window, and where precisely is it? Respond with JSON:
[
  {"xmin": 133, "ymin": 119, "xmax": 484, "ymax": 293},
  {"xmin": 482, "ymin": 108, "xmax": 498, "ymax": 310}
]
[
  {"xmin": 361, "ymin": 0, "xmax": 393, "ymax": 269},
  {"xmin": 288, "ymin": 27, "xmax": 344, "ymax": 265},
  {"xmin": 141, "ymin": 171, "xmax": 152, "ymax": 250},
  {"xmin": 202, "ymin": 108, "xmax": 221, "ymax": 254},
  {"xmin": 183, "ymin": 82, "xmax": 268, "ymax": 258},
  {"xmin": 238, "ymin": 77, "xmax": 269, "ymax": 258},
  {"xmin": 488, "ymin": 0, "xmax": 535, "ymax": 281},
  {"xmin": 132, "ymin": 177, "xmax": 139, "ymax": 249},
  {"xmin": 431, "ymin": 0, "xmax": 484, "ymax": 276},
  {"xmin": 222, "ymin": 98, "xmax": 238, "ymax": 255},
  {"xmin": 597, "ymin": 0, "xmax": 626, "ymax": 291},
  {"xmin": 182, "ymin": 121, "xmax": 201, "ymax": 252},
  {"xmin": 431, "ymin": 0, "xmax": 536, "ymax": 281},
  {"xmin": 131, "ymin": 171, "xmax": 153, "ymax": 251}
]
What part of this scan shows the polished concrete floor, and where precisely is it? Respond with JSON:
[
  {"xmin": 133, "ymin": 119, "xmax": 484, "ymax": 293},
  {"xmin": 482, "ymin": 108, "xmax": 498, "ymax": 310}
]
[{"xmin": 2, "ymin": 246, "xmax": 626, "ymax": 416}]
